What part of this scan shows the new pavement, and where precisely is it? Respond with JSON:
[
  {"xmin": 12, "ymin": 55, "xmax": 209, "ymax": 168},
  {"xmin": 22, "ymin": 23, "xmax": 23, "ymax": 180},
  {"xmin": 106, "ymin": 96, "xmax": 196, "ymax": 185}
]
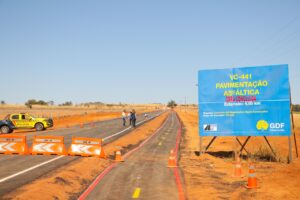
[{"xmin": 85, "ymin": 112, "xmax": 182, "ymax": 200}]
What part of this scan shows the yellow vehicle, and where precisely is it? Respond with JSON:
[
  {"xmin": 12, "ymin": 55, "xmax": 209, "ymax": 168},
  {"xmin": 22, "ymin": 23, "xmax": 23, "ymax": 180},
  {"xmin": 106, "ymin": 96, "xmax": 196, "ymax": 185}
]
[{"xmin": 5, "ymin": 113, "xmax": 53, "ymax": 132}]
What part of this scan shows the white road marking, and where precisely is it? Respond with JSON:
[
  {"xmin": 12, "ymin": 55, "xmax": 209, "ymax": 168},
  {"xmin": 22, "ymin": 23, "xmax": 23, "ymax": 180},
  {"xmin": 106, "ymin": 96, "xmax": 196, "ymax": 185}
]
[
  {"xmin": 0, "ymin": 155, "xmax": 64, "ymax": 183},
  {"xmin": 0, "ymin": 114, "xmax": 161, "ymax": 183}
]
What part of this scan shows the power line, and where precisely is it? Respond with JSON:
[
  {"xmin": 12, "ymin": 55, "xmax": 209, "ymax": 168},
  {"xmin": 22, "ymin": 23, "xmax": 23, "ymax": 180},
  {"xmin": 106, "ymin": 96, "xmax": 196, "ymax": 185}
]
[
  {"xmin": 263, "ymin": 43, "xmax": 300, "ymax": 63},
  {"xmin": 238, "ymin": 15, "xmax": 300, "ymax": 64},
  {"xmin": 255, "ymin": 30, "xmax": 300, "ymax": 62}
]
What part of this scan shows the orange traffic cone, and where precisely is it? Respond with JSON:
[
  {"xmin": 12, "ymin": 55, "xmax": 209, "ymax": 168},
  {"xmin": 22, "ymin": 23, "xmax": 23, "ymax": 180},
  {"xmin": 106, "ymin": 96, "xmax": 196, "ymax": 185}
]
[
  {"xmin": 66, "ymin": 124, "xmax": 70, "ymax": 128},
  {"xmin": 90, "ymin": 122, "xmax": 95, "ymax": 127},
  {"xmin": 115, "ymin": 150, "xmax": 124, "ymax": 162},
  {"xmin": 245, "ymin": 162, "xmax": 258, "ymax": 189},
  {"xmin": 80, "ymin": 123, "xmax": 84, "ymax": 128},
  {"xmin": 167, "ymin": 149, "xmax": 177, "ymax": 168},
  {"xmin": 233, "ymin": 156, "xmax": 244, "ymax": 178},
  {"xmin": 100, "ymin": 147, "xmax": 106, "ymax": 159}
]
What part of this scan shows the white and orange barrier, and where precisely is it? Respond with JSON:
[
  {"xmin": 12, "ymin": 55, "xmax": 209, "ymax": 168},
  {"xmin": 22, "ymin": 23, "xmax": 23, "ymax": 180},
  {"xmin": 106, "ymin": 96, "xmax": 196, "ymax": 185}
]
[
  {"xmin": 68, "ymin": 137, "xmax": 106, "ymax": 158},
  {"xmin": 31, "ymin": 135, "xmax": 67, "ymax": 156},
  {"xmin": 0, "ymin": 135, "xmax": 29, "ymax": 155}
]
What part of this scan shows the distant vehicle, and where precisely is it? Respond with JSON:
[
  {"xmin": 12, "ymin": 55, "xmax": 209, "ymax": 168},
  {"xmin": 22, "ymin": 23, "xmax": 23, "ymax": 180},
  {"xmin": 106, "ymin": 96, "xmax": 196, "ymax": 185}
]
[
  {"xmin": 5, "ymin": 113, "xmax": 53, "ymax": 131},
  {"xmin": 0, "ymin": 119, "xmax": 15, "ymax": 134}
]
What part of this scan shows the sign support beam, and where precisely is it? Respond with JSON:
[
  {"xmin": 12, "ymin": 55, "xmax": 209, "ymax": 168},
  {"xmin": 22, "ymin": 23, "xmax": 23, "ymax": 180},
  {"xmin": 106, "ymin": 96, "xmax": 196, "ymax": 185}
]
[
  {"xmin": 236, "ymin": 137, "xmax": 249, "ymax": 155},
  {"xmin": 239, "ymin": 136, "xmax": 251, "ymax": 153},
  {"xmin": 288, "ymin": 136, "xmax": 293, "ymax": 163},
  {"xmin": 199, "ymin": 135, "xmax": 203, "ymax": 155},
  {"xmin": 205, "ymin": 136, "xmax": 217, "ymax": 152},
  {"xmin": 290, "ymin": 92, "xmax": 298, "ymax": 158}
]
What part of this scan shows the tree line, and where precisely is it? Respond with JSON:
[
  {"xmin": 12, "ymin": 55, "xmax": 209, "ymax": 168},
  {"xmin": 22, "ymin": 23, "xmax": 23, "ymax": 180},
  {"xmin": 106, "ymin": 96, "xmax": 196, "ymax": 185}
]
[
  {"xmin": 24, "ymin": 99, "xmax": 72, "ymax": 108},
  {"xmin": 292, "ymin": 104, "xmax": 300, "ymax": 112},
  {"xmin": 1, "ymin": 99, "xmax": 299, "ymax": 112}
]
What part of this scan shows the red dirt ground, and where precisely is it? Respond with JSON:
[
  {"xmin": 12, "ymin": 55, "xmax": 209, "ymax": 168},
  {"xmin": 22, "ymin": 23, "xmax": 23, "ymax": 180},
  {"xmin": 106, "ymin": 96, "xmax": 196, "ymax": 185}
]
[
  {"xmin": 177, "ymin": 110, "xmax": 300, "ymax": 200},
  {"xmin": 53, "ymin": 112, "xmax": 120, "ymax": 128}
]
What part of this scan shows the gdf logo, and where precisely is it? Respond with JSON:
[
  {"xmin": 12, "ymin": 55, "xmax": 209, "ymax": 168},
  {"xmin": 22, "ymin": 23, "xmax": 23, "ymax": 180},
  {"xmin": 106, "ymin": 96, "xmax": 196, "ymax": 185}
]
[
  {"xmin": 270, "ymin": 123, "xmax": 285, "ymax": 129},
  {"xmin": 256, "ymin": 120, "xmax": 269, "ymax": 131}
]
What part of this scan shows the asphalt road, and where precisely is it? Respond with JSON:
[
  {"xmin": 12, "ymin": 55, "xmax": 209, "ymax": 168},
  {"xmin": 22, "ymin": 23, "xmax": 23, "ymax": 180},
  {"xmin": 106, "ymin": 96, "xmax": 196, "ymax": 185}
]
[
  {"xmin": 85, "ymin": 111, "xmax": 181, "ymax": 200},
  {"xmin": 0, "ymin": 111, "xmax": 162, "ymax": 197}
]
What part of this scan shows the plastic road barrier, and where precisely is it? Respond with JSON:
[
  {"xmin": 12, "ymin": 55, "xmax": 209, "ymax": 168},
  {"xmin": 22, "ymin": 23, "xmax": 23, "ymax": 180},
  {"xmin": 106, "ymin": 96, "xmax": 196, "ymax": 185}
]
[
  {"xmin": 31, "ymin": 135, "xmax": 67, "ymax": 156},
  {"xmin": 0, "ymin": 135, "xmax": 29, "ymax": 155},
  {"xmin": 68, "ymin": 137, "xmax": 106, "ymax": 158}
]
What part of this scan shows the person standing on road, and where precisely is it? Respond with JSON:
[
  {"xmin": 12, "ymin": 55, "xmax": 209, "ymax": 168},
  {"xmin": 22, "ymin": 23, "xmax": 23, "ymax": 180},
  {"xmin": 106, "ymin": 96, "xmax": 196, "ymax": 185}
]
[
  {"xmin": 144, "ymin": 113, "xmax": 148, "ymax": 119},
  {"xmin": 122, "ymin": 110, "xmax": 127, "ymax": 126},
  {"xmin": 131, "ymin": 109, "xmax": 137, "ymax": 127},
  {"xmin": 128, "ymin": 111, "xmax": 132, "ymax": 126}
]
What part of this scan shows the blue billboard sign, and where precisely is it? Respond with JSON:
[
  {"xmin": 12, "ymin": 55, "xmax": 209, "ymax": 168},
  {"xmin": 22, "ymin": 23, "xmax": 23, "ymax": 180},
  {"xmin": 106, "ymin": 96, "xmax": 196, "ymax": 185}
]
[{"xmin": 198, "ymin": 65, "xmax": 291, "ymax": 136}]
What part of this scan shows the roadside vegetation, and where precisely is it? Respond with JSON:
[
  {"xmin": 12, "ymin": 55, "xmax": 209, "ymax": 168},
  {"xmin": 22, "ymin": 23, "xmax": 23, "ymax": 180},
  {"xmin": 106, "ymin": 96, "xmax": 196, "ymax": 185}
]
[
  {"xmin": 167, "ymin": 100, "xmax": 177, "ymax": 108},
  {"xmin": 292, "ymin": 104, "xmax": 300, "ymax": 113}
]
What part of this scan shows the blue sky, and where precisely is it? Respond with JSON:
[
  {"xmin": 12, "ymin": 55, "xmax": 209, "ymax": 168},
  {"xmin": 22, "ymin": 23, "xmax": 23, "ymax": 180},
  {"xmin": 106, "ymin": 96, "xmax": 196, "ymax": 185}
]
[{"xmin": 1, "ymin": 0, "xmax": 300, "ymax": 104}]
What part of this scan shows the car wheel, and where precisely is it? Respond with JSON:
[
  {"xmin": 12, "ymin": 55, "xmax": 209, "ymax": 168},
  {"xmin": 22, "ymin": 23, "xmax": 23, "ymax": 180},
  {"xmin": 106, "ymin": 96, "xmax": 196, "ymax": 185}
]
[
  {"xmin": 35, "ymin": 123, "xmax": 44, "ymax": 131},
  {"xmin": 0, "ymin": 125, "xmax": 10, "ymax": 134}
]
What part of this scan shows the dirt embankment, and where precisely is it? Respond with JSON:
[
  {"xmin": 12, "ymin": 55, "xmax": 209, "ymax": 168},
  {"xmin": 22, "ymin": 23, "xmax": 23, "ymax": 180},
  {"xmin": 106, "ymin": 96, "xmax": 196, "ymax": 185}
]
[
  {"xmin": 177, "ymin": 110, "xmax": 300, "ymax": 200},
  {"xmin": 53, "ymin": 112, "xmax": 120, "ymax": 128},
  {"xmin": 3, "ymin": 112, "xmax": 169, "ymax": 200}
]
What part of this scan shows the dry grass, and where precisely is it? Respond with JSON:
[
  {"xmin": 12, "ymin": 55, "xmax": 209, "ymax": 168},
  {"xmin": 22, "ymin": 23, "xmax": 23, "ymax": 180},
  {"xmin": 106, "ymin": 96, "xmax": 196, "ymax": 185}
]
[
  {"xmin": 253, "ymin": 146, "xmax": 278, "ymax": 162},
  {"xmin": 0, "ymin": 104, "xmax": 164, "ymax": 119}
]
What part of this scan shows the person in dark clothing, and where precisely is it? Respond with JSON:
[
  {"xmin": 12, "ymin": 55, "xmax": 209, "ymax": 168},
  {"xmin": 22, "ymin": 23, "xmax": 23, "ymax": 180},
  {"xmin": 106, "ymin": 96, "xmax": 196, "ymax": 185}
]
[{"xmin": 131, "ymin": 109, "xmax": 136, "ymax": 127}]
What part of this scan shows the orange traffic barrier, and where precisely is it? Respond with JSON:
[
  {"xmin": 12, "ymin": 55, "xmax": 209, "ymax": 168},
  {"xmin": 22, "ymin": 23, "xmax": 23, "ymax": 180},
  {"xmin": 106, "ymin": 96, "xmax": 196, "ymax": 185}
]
[
  {"xmin": 114, "ymin": 150, "xmax": 124, "ymax": 162},
  {"xmin": 245, "ymin": 162, "xmax": 258, "ymax": 189},
  {"xmin": 68, "ymin": 137, "xmax": 106, "ymax": 158},
  {"xmin": 0, "ymin": 135, "xmax": 29, "ymax": 155},
  {"xmin": 31, "ymin": 135, "xmax": 67, "ymax": 156},
  {"xmin": 233, "ymin": 156, "xmax": 244, "ymax": 178},
  {"xmin": 167, "ymin": 149, "xmax": 177, "ymax": 168}
]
